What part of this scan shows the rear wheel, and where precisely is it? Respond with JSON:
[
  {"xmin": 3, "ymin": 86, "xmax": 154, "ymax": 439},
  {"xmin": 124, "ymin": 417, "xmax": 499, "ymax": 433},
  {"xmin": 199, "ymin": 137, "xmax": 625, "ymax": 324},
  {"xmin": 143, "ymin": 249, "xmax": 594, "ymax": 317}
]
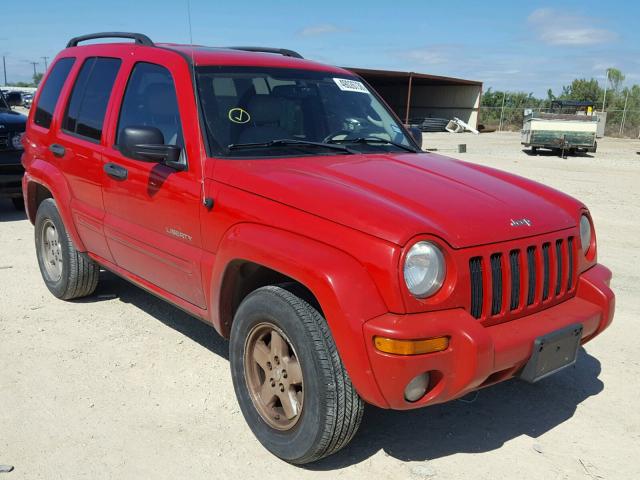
[
  {"xmin": 35, "ymin": 199, "xmax": 99, "ymax": 300},
  {"xmin": 531, "ymin": 146, "xmax": 538, "ymax": 155},
  {"xmin": 230, "ymin": 285, "xmax": 364, "ymax": 464}
]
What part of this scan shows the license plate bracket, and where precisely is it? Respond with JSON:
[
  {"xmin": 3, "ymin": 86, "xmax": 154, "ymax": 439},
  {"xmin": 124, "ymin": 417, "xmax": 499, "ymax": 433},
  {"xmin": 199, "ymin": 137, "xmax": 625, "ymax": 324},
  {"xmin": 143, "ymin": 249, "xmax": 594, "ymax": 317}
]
[{"xmin": 520, "ymin": 323, "xmax": 583, "ymax": 383}]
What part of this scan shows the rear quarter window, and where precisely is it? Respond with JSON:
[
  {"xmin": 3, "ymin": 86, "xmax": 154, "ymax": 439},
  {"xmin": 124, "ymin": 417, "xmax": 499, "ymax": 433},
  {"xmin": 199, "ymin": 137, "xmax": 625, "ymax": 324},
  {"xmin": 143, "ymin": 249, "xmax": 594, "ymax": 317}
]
[
  {"xmin": 33, "ymin": 57, "xmax": 76, "ymax": 129},
  {"xmin": 63, "ymin": 57, "xmax": 121, "ymax": 142}
]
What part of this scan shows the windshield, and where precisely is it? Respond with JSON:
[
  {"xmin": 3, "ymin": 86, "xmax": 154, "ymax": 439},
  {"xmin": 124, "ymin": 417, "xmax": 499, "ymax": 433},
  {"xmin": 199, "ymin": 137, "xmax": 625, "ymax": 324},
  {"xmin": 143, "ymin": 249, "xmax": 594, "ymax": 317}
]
[{"xmin": 196, "ymin": 66, "xmax": 417, "ymax": 157}]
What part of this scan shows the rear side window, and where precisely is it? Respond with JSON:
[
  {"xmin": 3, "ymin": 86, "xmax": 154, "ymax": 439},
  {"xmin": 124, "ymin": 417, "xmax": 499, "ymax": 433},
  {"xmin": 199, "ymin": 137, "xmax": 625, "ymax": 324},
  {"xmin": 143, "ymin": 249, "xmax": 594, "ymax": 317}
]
[
  {"xmin": 63, "ymin": 57, "xmax": 121, "ymax": 142},
  {"xmin": 34, "ymin": 58, "xmax": 75, "ymax": 129}
]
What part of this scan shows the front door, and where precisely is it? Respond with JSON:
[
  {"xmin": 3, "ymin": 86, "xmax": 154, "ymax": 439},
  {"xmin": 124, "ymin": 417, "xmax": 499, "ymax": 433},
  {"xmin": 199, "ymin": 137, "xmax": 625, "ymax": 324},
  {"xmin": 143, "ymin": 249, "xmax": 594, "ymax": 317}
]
[{"xmin": 101, "ymin": 57, "xmax": 206, "ymax": 308}]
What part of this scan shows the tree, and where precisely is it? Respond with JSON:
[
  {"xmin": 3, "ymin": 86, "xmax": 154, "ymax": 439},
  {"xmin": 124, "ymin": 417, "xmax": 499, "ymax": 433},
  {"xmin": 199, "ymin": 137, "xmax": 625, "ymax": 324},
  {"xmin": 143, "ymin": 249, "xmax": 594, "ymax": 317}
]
[
  {"xmin": 559, "ymin": 78, "xmax": 602, "ymax": 103},
  {"xmin": 7, "ymin": 81, "xmax": 34, "ymax": 88},
  {"xmin": 546, "ymin": 89, "xmax": 555, "ymax": 104},
  {"xmin": 33, "ymin": 72, "xmax": 43, "ymax": 86},
  {"xmin": 606, "ymin": 68, "xmax": 625, "ymax": 93}
]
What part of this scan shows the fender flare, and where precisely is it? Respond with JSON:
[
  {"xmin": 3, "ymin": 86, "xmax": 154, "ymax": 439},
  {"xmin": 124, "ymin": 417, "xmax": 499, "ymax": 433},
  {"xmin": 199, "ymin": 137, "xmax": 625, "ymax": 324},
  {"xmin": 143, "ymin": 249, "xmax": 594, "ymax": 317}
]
[
  {"xmin": 211, "ymin": 222, "xmax": 390, "ymax": 407},
  {"xmin": 24, "ymin": 160, "xmax": 86, "ymax": 251}
]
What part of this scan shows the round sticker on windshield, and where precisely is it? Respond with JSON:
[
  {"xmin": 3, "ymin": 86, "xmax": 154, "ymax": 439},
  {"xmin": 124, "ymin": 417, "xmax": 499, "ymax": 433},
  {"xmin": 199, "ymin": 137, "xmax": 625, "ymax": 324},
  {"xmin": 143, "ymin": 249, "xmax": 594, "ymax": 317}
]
[{"xmin": 228, "ymin": 107, "xmax": 251, "ymax": 124}]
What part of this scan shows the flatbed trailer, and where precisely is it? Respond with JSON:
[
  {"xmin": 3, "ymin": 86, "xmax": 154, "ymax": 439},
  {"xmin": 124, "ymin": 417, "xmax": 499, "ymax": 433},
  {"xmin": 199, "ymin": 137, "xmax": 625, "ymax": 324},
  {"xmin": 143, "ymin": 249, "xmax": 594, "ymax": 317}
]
[{"xmin": 521, "ymin": 101, "xmax": 598, "ymax": 156}]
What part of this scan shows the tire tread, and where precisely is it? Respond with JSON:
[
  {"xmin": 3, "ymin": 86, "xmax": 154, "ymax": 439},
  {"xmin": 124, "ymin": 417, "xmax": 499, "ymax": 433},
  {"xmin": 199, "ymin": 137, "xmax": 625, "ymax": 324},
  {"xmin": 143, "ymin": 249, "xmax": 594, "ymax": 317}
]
[
  {"xmin": 35, "ymin": 199, "xmax": 99, "ymax": 300},
  {"xmin": 265, "ymin": 285, "xmax": 364, "ymax": 463}
]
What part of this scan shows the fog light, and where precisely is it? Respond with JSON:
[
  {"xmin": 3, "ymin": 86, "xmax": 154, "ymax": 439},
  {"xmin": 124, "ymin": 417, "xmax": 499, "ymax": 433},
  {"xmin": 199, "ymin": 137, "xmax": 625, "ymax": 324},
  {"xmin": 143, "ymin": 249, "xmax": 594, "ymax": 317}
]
[{"xmin": 404, "ymin": 372, "xmax": 430, "ymax": 402}]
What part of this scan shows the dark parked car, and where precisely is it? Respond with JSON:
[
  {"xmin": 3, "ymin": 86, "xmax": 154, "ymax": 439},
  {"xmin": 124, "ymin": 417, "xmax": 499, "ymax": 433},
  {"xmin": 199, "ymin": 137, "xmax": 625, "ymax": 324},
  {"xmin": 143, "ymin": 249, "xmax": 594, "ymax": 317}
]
[{"xmin": 0, "ymin": 90, "xmax": 27, "ymax": 209}]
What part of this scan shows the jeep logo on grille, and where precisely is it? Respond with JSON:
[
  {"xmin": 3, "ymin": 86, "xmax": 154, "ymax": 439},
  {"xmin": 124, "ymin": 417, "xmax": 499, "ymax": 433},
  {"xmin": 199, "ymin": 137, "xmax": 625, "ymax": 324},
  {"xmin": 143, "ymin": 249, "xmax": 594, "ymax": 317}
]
[{"xmin": 510, "ymin": 218, "xmax": 532, "ymax": 227}]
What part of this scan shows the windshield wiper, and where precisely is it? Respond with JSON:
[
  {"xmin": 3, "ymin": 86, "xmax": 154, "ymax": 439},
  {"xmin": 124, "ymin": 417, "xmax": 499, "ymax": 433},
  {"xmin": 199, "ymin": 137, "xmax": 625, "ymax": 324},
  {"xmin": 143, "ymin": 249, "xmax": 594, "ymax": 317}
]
[
  {"xmin": 228, "ymin": 139, "xmax": 356, "ymax": 154},
  {"xmin": 329, "ymin": 137, "xmax": 420, "ymax": 153}
]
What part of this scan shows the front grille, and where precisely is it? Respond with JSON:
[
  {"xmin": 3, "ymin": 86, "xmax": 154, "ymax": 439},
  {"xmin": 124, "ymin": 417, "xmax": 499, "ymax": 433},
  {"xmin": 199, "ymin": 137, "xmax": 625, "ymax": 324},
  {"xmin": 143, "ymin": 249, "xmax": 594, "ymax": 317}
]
[
  {"xmin": 567, "ymin": 237, "xmax": 574, "ymax": 290},
  {"xmin": 490, "ymin": 254, "xmax": 502, "ymax": 315},
  {"xmin": 542, "ymin": 242, "xmax": 550, "ymax": 300},
  {"xmin": 555, "ymin": 240, "xmax": 563, "ymax": 295},
  {"xmin": 526, "ymin": 246, "xmax": 536, "ymax": 305},
  {"xmin": 0, "ymin": 133, "xmax": 9, "ymax": 150},
  {"xmin": 469, "ymin": 257, "xmax": 483, "ymax": 319},
  {"xmin": 509, "ymin": 250, "xmax": 520, "ymax": 310},
  {"xmin": 469, "ymin": 235, "xmax": 577, "ymax": 322}
]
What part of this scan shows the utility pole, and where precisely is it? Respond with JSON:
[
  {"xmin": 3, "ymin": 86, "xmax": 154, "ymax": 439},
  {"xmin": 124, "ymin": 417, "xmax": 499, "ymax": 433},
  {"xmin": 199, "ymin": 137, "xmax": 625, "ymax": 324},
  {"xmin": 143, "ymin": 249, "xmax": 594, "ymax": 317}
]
[
  {"xmin": 41, "ymin": 56, "xmax": 49, "ymax": 71},
  {"xmin": 29, "ymin": 61, "xmax": 38, "ymax": 77},
  {"xmin": 602, "ymin": 69, "xmax": 610, "ymax": 112},
  {"xmin": 498, "ymin": 91, "xmax": 507, "ymax": 132},
  {"xmin": 619, "ymin": 88, "xmax": 630, "ymax": 136},
  {"xmin": 2, "ymin": 56, "xmax": 6, "ymax": 86}
]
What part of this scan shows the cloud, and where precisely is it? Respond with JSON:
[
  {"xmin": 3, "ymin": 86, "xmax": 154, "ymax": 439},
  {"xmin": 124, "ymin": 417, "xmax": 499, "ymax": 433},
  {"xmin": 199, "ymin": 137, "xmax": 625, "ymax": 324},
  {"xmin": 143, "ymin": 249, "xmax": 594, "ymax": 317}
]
[
  {"xmin": 298, "ymin": 24, "xmax": 348, "ymax": 37},
  {"xmin": 396, "ymin": 45, "xmax": 458, "ymax": 66},
  {"xmin": 528, "ymin": 8, "xmax": 617, "ymax": 46}
]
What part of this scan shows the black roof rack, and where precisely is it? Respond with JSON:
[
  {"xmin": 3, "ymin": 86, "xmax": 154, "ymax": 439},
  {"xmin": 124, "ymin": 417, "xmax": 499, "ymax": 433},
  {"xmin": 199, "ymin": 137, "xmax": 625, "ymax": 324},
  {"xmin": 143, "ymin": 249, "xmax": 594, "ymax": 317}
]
[
  {"xmin": 66, "ymin": 32, "xmax": 154, "ymax": 48},
  {"xmin": 227, "ymin": 46, "xmax": 303, "ymax": 59}
]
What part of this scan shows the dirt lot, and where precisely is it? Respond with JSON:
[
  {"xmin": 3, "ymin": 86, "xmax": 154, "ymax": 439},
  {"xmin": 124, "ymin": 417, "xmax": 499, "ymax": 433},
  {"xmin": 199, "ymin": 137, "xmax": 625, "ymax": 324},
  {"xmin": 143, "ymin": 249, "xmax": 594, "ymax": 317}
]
[{"xmin": 1, "ymin": 132, "xmax": 639, "ymax": 479}]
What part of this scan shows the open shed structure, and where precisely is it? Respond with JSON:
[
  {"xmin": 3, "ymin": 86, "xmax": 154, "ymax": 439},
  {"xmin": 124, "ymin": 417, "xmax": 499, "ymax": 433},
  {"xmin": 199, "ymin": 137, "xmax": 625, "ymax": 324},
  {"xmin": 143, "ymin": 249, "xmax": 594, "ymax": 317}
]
[{"xmin": 346, "ymin": 67, "xmax": 483, "ymax": 130}]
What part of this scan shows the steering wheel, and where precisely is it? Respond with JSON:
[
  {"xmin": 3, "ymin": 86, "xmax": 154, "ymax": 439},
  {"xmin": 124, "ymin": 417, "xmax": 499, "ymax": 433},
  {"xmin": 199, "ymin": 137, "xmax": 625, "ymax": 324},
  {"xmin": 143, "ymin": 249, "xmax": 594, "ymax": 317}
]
[{"xmin": 323, "ymin": 129, "xmax": 357, "ymax": 143}]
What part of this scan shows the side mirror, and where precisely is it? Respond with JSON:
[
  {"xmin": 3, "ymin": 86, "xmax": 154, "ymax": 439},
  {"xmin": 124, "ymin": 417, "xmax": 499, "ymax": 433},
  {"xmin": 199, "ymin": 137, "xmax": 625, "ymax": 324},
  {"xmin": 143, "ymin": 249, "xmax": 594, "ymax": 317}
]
[
  {"xmin": 6, "ymin": 92, "xmax": 22, "ymax": 107},
  {"xmin": 407, "ymin": 125, "xmax": 423, "ymax": 149},
  {"xmin": 119, "ymin": 126, "xmax": 184, "ymax": 170}
]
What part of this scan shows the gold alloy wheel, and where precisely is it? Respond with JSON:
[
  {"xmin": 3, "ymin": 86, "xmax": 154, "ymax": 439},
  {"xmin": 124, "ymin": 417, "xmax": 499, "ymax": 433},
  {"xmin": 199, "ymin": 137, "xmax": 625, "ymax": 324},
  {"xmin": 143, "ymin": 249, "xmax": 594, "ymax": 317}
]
[{"xmin": 244, "ymin": 322, "xmax": 304, "ymax": 430}]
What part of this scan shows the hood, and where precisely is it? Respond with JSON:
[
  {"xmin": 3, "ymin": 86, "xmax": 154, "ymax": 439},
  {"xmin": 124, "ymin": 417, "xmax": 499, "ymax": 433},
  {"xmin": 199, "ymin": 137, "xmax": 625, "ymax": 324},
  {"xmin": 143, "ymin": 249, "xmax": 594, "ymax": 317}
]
[
  {"xmin": 0, "ymin": 109, "xmax": 27, "ymax": 132},
  {"xmin": 217, "ymin": 152, "xmax": 581, "ymax": 248}
]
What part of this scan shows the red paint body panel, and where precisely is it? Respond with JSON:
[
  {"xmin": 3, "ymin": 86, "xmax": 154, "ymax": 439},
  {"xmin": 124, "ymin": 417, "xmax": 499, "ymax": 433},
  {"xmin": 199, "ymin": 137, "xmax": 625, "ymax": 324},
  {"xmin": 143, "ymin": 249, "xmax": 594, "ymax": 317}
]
[
  {"xmin": 22, "ymin": 40, "xmax": 615, "ymax": 410},
  {"xmin": 215, "ymin": 152, "xmax": 580, "ymax": 248}
]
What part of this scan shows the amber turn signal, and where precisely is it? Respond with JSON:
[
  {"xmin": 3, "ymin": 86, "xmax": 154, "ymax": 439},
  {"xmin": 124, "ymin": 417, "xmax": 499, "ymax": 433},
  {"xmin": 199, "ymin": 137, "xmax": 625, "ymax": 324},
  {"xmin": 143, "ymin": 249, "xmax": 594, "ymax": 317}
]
[{"xmin": 373, "ymin": 336, "xmax": 449, "ymax": 355}]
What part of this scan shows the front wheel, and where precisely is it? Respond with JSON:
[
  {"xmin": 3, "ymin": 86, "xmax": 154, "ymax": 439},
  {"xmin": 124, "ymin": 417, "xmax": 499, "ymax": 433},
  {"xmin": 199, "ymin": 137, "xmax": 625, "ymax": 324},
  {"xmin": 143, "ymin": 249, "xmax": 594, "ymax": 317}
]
[
  {"xmin": 230, "ymin": 285, "xmax": 364, "ymax": 464},
  {"xmin": 34, "ymin": 198, "xmax": 99, "ymax": 300}
]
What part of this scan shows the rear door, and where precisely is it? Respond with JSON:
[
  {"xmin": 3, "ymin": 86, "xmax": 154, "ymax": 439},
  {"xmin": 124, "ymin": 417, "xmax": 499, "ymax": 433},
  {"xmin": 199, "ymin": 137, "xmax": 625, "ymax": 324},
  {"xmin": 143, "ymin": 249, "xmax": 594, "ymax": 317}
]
[
  {"xmin": 101, "ymin": 53, "xmax": 206, "ymax": 308},
  {"xmin": 55, "ymin": 56, "xmax": 122, "ymax": 261}
]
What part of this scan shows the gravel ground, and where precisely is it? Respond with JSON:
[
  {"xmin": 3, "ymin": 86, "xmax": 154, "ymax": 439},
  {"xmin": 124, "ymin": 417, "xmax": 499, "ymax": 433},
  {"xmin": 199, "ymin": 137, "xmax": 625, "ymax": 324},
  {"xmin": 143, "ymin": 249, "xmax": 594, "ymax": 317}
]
[{"xmin": 1, "ymin": 131, "xmax": 639, "ymax": 479}]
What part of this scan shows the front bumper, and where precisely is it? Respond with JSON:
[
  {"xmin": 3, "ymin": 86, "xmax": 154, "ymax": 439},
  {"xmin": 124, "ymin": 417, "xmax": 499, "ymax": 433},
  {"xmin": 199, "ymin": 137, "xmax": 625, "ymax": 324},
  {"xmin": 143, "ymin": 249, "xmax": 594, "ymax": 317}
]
[
  {"xmin": 0, "ymin": 150, "xmax": 24, "ymax": 198},
  {"xmin": 363, "ymin": 264, "xmax": 614, "ymax": 410}
]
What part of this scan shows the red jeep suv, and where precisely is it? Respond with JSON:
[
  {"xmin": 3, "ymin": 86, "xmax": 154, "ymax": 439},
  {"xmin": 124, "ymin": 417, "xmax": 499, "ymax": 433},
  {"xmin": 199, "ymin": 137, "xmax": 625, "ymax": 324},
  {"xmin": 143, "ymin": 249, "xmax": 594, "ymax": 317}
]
[{"xmin": 22, "ymin": 33, "xmax": 615, "ymax": 464}]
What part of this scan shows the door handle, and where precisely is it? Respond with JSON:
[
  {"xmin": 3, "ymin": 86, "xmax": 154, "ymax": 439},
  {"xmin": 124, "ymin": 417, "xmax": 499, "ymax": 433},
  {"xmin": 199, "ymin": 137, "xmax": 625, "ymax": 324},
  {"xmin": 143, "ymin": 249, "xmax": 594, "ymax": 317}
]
[
  {"xmin": 49, "ymin": 144, "xmax": 66, "ymax": 158},
  {"xmin": 103, "ymin": 162, "xmax": 128, "ymax": 180}
]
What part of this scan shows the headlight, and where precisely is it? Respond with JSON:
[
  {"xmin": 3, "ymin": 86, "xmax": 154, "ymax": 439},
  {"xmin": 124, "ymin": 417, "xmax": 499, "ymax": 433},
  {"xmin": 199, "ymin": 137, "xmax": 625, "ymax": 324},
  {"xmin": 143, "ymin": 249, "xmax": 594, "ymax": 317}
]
[
  {"xmin": 403, "ymin": 241, "xmax": 446, "ymax": 298},
  {"xmin": 579, "ymin": 215, "xmax": 592, "ymax": 255},
  {"xmin": 11, "ymin": 133, "xmax": 24, "ymax": 150}
]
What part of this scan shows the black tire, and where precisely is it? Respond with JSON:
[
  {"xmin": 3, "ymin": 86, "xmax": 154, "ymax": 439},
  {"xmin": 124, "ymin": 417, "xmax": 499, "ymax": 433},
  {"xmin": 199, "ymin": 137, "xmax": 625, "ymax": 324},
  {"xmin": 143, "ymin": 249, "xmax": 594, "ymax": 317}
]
[
  {"xmin": 531, "ymin": 146, "xmax": 538, "ymax": 155},
  {"xmin": 230, "ymin": 285, "xmax": 364, "ymax": 464},
  {"xmin": 34, "ymin": 198, "xmax": 99, "ymax": 300},
  {"xmin": 11, "ymin": 197, "xmax": 25, "ymax": 210}
]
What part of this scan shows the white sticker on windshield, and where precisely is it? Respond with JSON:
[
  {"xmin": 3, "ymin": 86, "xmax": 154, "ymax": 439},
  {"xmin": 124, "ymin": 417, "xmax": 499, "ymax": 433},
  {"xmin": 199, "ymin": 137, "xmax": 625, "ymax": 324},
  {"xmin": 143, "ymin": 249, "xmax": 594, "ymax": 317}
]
[{"xmin": 333, "ymin": 78, "xmax": 369, "ymax": 94}]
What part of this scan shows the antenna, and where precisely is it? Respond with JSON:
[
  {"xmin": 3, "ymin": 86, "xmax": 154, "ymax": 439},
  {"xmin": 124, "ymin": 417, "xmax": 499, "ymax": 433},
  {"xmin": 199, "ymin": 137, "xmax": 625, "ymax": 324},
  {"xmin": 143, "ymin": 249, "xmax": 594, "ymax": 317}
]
[{"xmin": 186, "ymin": 0, "xmax": 209, "ymax": 209}]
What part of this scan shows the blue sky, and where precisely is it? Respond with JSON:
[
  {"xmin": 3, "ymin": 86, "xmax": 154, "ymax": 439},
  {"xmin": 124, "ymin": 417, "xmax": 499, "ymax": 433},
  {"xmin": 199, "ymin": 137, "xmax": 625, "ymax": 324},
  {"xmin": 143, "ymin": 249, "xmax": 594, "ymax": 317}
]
[{"xmin": 2, "ymin": 0, "xmax": 638, "ymax": 96}]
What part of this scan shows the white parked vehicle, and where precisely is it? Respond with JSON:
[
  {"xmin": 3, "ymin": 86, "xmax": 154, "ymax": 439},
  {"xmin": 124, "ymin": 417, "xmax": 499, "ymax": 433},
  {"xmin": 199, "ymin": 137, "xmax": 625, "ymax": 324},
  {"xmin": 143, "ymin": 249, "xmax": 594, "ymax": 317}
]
[{"xmin": 522, "ymin": 100, "xmax": 598, "ymax": 156}]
